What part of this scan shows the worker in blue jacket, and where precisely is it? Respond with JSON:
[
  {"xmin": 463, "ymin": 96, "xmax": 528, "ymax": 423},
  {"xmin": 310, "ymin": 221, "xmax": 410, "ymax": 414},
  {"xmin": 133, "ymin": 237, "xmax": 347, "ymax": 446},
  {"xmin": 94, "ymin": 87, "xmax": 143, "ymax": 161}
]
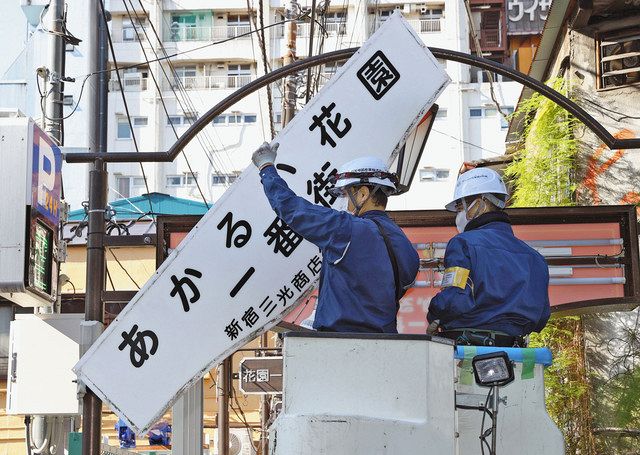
[
  {"xmin": 426, "ymin": 168, "xmax": 550, "ymax": 347},
  {"xmin": 252, "ymin": 142, "xmax": 419, "ymax": 333}
]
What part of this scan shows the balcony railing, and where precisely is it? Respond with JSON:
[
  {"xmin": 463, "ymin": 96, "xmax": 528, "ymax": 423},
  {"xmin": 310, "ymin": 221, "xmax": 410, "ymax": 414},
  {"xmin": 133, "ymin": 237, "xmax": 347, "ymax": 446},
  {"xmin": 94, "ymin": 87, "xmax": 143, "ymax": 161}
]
[
  {"xmin": 165, "ymin": 25, "xmax": 252, "ymax": 42},
  {"xmin": 407, "ymin": 19, "xmax": 442, "ymax": 33},
  {"xmin": 373, "ymin": 18, "xmax": 442, "ymax": 35},
  {"xmin": 108, "ymin": 76, "xmax": 149, "ymax": 91},
  {"xmin": 479, "ymin": 28, "xmax": 502, "ymax": 48},
  {"xmin": 167, "ymin": 75, "xmax": 254, "ymax": 90},
  {"xmin": 271, "ymin": 22, "xmax": 347, "ymax": 39}
]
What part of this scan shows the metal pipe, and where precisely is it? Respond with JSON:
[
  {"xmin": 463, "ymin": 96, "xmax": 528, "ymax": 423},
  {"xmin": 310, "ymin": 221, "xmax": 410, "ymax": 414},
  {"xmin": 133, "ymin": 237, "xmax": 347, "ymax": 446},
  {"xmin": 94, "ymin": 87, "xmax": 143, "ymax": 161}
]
[
  {"xmin": 260, "ymin": 333, "xmax": 270, "ymax": 455},
  {"xmin": 282, "ymin": 0, "xmax": 299, "ymax": 126},
  {"xmin": 415, "ymin": 238, "xmax": 624, "ymax": 251},
  {"xmin": 45, "ymin": 0, "xmax": 66, "ymax": 145},
  {"xmin": 490, "ymin": 387, "xmax": 498, "ymax": 455},
  {"xmin": 305, "ymin": 0, "xmax": 317, "ymax": 103},
  {"xmin": 549, "ymin": 277, "xmax": 626, "ymax": 285},
  {"xmin": 82, "ymin": 2, "xmax": 109, "ymax": 454},
  {"xmin": 218, "ymin": 357, "xmax": 231, "ymax": 455},
  {"xmin": 64, "ymin": 47, "xmax": 640, "ymax": 165}
]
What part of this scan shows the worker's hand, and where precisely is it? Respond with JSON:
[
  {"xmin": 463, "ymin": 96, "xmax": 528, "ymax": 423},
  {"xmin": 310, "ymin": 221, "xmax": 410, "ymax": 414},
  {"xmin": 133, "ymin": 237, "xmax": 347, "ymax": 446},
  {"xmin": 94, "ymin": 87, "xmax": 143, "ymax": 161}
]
[
  {"xmin": 426, "ymin": 319, "xmax": 440, "ymax": 335},
  {"xmin": 252, "ymin": 141, "xmax": 279, "ymax": 171}
]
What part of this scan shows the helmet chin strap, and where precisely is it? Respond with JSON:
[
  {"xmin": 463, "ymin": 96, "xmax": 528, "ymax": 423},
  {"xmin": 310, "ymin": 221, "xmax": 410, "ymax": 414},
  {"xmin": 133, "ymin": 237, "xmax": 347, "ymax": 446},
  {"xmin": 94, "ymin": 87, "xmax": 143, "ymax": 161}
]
[{"xmin": 347, "ymin": 185, "xmax": 381, "ymax": 216}]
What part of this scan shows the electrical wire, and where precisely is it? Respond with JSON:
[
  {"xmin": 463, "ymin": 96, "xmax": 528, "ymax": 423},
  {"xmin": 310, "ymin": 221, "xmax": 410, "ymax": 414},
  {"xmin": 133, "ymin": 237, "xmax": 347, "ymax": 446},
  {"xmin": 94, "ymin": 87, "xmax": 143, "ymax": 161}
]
[
  {"xmin": 479, "ymin": 387, "xmax": 495, "ymax": 455},
  {"xmin": 142, "ymin": 0, "xmax": 237, "ymax": 176},
  {"xmin": 122, "ymin": 0, "xmax": 212, "ymax": 207},
  {"xmin": 98, "ymin": 0, "xmax": 155, "ymax": 217},
  {"xmin": 70, "ymin": 19, "xmax": 295, "ymax": 81},
  {"xmin": 108, "ymin": 248, "xmax": 141, "ymax": 289},
  {"xmin": 431, "ymin": 128, "xmax": 505, "ymax": 156}
]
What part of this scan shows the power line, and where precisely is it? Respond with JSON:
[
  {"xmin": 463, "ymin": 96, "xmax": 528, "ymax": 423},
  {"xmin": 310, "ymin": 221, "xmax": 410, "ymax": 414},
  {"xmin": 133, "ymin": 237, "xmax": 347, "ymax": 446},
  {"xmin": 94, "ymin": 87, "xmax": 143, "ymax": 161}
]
[
  {"xmin": 122, "ymin": 0, "xmax": 212, "ymax": 207},
  {"xmin": 70, "ymin": 19, "xmax": 294, "ymax": 81},
  {"xmin": 431, "ymin": 128, "xmax": 505, "ymax": 157},
  {"xmin": 98, "ymin": 0, "xmax": 154, "ymax": 216}
]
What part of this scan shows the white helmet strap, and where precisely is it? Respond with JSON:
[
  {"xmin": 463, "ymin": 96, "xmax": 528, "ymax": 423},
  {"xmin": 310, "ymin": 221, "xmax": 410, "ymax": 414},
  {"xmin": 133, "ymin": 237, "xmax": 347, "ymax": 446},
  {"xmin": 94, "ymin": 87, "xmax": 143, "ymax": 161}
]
[
  {"xmin": 347, "ymin": 184, "xmax": 382, "ymax": 217},
  {"xmin": 483, "ymin": 193, "xmax": 506, "ymax": 209}
]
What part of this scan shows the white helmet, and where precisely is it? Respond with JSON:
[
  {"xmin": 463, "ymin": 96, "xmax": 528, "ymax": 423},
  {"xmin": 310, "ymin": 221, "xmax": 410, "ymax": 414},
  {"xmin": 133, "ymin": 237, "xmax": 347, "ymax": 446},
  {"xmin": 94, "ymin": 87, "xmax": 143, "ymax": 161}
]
[
  {"xmin": 445, "ymin": 167, "xmax": 509, "ymax": 211},
  {"xmin": 328, "ymin": 156, "xmax": 398, "ymax": 196}
]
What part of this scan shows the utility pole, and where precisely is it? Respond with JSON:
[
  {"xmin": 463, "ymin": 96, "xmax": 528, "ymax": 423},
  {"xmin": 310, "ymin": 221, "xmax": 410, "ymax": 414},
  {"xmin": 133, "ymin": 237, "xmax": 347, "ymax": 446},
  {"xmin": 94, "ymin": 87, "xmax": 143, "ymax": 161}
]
[
  {"xmin": 218, "ymin": 357, "xmax": 232, "ymax": 455},
  {"xmin": 45, "ymin": 0, "xmax": 66, "ymax": 145},
  {"xmin": 282, "ymin": 0, "xmax": 299, "ymax": 126},
  {"xmin": 82, "ymin": 1, "xmax": 109, "ymax": 454}
]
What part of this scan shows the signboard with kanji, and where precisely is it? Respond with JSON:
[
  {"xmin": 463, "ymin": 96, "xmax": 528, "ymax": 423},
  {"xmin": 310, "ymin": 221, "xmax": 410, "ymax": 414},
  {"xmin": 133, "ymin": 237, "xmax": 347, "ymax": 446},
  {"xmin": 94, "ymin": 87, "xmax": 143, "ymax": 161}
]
[
  {"xmin": 507, "ymin": 0, "xmax": 551, "ymax": 35},
  {"xmin": 239, "ymin": 357, "xmax": 283, "ymax": 395},
  {"xmin": 73, "ymin": 12, "xmax": 450, "ymax": 434}
]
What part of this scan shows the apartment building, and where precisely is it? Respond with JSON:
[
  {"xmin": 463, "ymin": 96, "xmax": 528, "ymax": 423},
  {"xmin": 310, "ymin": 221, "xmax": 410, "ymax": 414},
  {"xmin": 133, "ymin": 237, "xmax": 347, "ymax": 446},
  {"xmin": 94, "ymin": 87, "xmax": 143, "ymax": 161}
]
[{"xmin": 0, "ymin": 0, "xmax": 546, "ymax": 211}]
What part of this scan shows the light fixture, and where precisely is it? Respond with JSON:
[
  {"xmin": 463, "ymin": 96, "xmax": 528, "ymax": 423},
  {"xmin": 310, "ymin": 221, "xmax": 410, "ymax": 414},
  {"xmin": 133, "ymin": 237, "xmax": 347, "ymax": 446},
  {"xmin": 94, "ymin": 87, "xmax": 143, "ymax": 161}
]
[
  {"xmin": 472, "ymin": 351, "xmax": 514, "ymax": 387},
  {"xmin": 392, "ymin": 103, "xmax": 438, "ymax": 194}
]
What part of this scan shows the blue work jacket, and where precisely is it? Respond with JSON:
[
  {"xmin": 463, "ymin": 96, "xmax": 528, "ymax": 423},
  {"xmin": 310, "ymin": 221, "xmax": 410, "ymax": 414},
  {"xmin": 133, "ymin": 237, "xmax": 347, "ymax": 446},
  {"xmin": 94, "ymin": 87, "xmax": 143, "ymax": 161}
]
[
  {"xmin": 427, "ymin": 211, "xmax": 550, "ymax": 336},
  {"xmin": 260, "ymin": 165, "xmax": 419, "ymax": 333}
]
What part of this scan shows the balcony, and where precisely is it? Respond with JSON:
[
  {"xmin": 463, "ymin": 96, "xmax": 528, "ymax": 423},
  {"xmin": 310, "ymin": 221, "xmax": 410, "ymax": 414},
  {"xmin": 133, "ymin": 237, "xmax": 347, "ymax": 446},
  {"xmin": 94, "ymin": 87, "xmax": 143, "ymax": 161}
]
[
  {"xmin": 407, "ymin": 19, "xmax": 442, "ymax": 34},
  {"xmin": 271, "ymin": 22, "xmax": 347, "ymax": 39},
  {"xmin": 372, "ymin": 18, "xmax": 443, "ymax": 35},
  {"xmin": 165, "ymin": 75, "xmax": 254, "ymax": 91},
  {"xmin": 108, "ymin": 75, "xmax": 149, "ymax": 92},
  {"xmin": 164, "ymin": 25, "xmax": 252, "ymax": 42}
]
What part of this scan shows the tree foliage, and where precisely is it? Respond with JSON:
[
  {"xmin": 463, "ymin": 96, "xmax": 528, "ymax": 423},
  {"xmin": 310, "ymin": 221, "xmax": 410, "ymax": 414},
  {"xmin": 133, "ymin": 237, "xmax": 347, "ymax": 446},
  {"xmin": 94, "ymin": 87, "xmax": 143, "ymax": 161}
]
[{"xmin": 504, "ymin": 77, "xmax": 596, "ymax": 454}]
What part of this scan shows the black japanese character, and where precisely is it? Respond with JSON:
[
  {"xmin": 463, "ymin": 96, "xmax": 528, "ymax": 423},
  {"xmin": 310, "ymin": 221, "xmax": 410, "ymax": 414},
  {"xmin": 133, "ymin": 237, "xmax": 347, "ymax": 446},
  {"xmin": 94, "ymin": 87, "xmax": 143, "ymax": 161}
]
[
  {"xmin": 217, "ymin": 211, "xmax": 252, "ymax": 248},
  {"xmin": 263, "ymin": 217, "xmax": 303, "ymax": 257},
  {"xmin": 291, "ymin": 270, "xmax": 310, "ymax": 292},
  {"xmin": 306, "ymin": 162, "xmax": 338, "ymax": 207},
  {"xmin": 259, "ymin": 296, "xmax": 277, "ymax": 317},
  {"xmin": 230, "ymin": 267, "xmax": 256, "ymax": 298},
  {"xmin": 242, "ymin": 306, "xmax": 260, "ymax": 328},
  {"xmin": 170, "ymin": 268, "xmax": 202, "ymax": 312},
  {"xmin": 225, "ymin": 319, "xmax": 243, "ymax": 340},
  {"xmin": 276, "ymin": 163, "xmax": 297, "ymax": 174},
  {"xmin": 357, "ymin": 51, "xmax": 400, "ymax": 100},
  {"xmin": 118, "ymin": 324, "xmax": 159, "ymax": 368},
  {"xmin": 307, "ymin": 255, "xmax": 322, "ymax": 277},
  {"xmin": 277, "ymin": 285, "xmax": 294, "ymax": 305},
  {"xmin": 308, "ymin": 102, "xmax": 352, "ymax": 148}
]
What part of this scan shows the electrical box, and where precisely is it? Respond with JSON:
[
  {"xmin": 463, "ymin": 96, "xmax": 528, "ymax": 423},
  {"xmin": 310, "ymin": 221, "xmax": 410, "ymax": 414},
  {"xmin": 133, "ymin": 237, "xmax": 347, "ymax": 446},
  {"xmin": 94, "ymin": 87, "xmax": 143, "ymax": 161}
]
[
  {"xmin": 6, "ymin": 314, "xmax": 83, "ymax": 415},
  {"xmin": 0, "ymin": 112, "xmax": 62, "ymax": 307}
]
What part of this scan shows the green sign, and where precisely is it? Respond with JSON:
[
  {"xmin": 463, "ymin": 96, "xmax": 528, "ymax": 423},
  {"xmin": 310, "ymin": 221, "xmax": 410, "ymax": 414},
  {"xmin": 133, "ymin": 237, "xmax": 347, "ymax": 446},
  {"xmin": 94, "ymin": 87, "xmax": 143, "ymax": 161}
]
[{"xmin": 33, "ymin": 221, "xmax": 52, "ymax": 294}]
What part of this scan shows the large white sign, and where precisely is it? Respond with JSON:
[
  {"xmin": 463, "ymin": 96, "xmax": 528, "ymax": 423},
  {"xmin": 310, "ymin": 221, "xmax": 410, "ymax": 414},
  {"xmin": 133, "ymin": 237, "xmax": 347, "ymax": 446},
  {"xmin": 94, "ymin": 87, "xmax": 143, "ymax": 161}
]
[{"xmin": 74, "ymin": 13, "xmax": 450, "ymax": 434}]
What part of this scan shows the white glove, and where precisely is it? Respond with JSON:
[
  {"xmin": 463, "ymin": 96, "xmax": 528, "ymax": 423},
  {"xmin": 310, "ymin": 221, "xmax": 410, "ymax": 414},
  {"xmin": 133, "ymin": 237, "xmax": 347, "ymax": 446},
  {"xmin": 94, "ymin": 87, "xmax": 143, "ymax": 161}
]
[{"xmin": 252, "ymin": 141, "xmax": 279, "ymax": 170}]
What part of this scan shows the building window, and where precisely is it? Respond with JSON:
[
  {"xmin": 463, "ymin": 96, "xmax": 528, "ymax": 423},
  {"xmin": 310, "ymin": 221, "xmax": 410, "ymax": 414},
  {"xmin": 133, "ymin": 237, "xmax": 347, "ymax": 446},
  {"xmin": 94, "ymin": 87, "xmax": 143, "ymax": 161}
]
[
  {"xmin": 212, "ymin": 174, "xmax": 239, "ymax": 185},
  {"xmin": 436, "ymin": 108, "xmax": 447, "ymax": 118},
  {"xmin": 211, "ymin": 113, "xmax": 258, "ymax": 125},
  {"xmin": 117, "ymin": 118, "xmax": 131, "ymax": 139},
  {"xmin": 117, "ymin": 116, "xmax": 147, "ymax": 139},
  {"xmin": 325, "ymin": 10, "xmax": 347, "ymax": 34},
  {"xmin": 115, "ymin": 175, "xmax": 146, "ymax": 198},
  {"xmin": 500, "ymin": 107, "xmax": 514, "ymax": 129},
  {"xmin": 228, "ymin": 64, "xmax": 252, "ymax": 88},
  {"xmin": 167, "ymin": 113, "xmax": 198, "ymax": 126},
  {"xmin": 419, "ymin": 167, "xmax": 450, "ymax": 182},
  {"xmin": 469, "ymin": 108, "xmax": 483, "ymax": 117},
  {"xmin": 166, "ymin": 173, "xmax": 197, "ymax": 187},
  {"xmin": 122, "ymin": 17, "xmax": 147, "ymax": 42},
  {"xmin": 598, "ymin": 30, "xmax": 640, "ymax": 90}
]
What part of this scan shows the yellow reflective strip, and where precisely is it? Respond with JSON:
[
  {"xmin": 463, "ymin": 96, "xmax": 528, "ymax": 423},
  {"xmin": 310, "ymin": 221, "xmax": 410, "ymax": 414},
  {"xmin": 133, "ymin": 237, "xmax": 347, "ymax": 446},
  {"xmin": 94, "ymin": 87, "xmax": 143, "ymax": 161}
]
[{"xmin": 441, "ymin": 267, "xmax": 470, "ymax": 289}]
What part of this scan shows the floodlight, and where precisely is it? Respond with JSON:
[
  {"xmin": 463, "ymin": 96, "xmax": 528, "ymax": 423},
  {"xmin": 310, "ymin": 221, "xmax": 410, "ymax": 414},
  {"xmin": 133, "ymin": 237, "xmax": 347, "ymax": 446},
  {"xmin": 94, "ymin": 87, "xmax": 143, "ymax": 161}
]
[
  {"xmin": 472, "ymin": 352, "xmax": 514, "ymax": 387},
  {"xmin": 393, "ymin": 103, "xmax": 439, "ymax": 194}
]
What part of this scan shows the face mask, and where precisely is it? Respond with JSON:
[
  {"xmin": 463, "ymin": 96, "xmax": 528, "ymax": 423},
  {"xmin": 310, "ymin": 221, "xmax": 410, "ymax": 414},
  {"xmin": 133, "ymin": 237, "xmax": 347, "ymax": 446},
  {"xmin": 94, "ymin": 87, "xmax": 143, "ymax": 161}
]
[
  {"xmin": 455, "ymin": 210, "xmax": 468, "ymax": 233},
  {"xmin": 455, "ymin": 198, "xmax": 484, "ymax": 233}
]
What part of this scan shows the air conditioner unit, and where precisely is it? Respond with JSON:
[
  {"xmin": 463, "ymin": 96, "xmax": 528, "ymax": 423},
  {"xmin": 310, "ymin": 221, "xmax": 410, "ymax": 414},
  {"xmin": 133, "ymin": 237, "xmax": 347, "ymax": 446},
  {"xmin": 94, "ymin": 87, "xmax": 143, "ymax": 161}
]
[{"xmin": 212, "ymin": 429, "xmax": 256, "ymax": 455}]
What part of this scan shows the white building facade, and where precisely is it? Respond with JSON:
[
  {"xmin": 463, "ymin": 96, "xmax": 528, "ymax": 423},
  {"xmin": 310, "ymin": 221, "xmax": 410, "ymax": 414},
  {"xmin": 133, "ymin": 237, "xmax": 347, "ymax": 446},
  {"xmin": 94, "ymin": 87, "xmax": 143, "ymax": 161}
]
[{"xmin": 0, "ymin": 0, "xmax": 523, "ymax": 212}]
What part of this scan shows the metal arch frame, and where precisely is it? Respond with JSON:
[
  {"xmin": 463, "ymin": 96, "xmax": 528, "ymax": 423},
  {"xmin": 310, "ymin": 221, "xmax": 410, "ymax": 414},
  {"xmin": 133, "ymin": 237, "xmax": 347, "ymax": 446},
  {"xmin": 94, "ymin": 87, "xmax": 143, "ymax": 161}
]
[{"xmin": 65, "ymin": 47, "xmax": 640, "ymax": 164}]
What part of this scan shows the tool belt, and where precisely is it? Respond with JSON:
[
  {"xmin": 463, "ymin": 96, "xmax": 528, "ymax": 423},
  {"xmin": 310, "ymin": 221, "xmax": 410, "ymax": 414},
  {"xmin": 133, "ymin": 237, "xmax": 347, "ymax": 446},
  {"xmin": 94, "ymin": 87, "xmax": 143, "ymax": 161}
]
[{"xmin": 440, "ymin": 329, "xmax": 527, "ymax": 347}]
